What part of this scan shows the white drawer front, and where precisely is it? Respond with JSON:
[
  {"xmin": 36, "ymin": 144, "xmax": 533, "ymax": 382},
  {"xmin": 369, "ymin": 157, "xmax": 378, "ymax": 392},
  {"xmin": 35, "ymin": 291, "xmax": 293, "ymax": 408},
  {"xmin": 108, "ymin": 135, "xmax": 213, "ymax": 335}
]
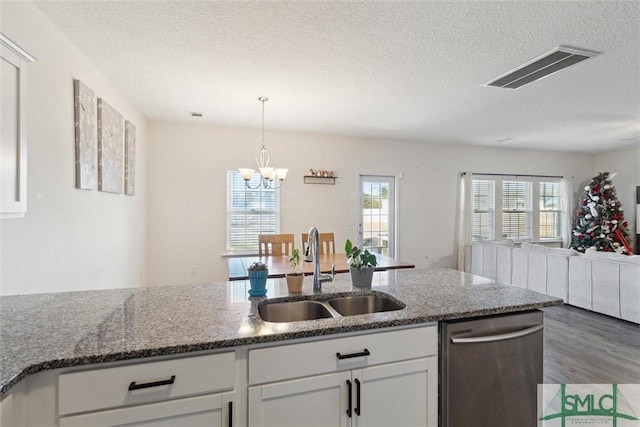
[
  {"xmin": 249, "ymin": 326, "xmax": 436, "ymax": 385},
  {"xmin": 59, "ymin": 352, "xmax": 235, "ymax": 416}
]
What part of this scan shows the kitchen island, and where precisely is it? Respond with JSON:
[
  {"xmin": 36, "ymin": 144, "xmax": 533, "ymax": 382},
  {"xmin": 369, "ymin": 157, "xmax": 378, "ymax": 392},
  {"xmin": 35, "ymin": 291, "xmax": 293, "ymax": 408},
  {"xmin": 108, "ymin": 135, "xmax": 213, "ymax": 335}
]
[{"xmin": 0, "ymin": 268, "xmax": 562, "ymax": 426}]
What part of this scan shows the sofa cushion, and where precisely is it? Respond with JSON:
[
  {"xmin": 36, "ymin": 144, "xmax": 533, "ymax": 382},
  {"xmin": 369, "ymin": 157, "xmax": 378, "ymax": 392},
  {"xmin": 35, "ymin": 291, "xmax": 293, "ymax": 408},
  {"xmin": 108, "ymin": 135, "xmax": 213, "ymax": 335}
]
[
  {"xmin": 549, "ymin": 247, "xmax": 580, "ymax": 256},
  {"xmin": 521, "ymin": 242, "xmax": 550, "ymax": 252},
  {"xmin": 568, "ymin": 256, "xmax": 592, "ymax": 310},
  {"xmin": 620, "ymin": 264, "xmax": 640, "ymax": 323},
  {"xmin": 591, "ymin": 260, "xmax": 621, "ymax": 318},
  {"xmin": 585, "ymin": 248, "xmax": 640, "ymax": 264}
]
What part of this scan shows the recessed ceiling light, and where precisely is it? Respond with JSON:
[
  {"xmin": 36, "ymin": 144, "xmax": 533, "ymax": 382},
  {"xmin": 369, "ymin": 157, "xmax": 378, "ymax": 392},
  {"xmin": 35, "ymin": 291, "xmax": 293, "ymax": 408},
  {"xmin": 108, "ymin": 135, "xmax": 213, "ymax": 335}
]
[
  {"xmin": 485, "ymin": 45, "xmax": 600, "ymax": 90},
  {"xmin": 190, "ymin": 112, "xmax": 203, "ymax": 118}
]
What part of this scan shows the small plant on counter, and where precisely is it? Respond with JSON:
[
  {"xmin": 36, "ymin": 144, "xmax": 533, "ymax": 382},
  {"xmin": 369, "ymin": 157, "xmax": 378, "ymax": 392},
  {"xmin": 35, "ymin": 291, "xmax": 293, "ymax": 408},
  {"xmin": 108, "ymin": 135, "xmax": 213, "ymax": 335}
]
[
  {"xmin": 286, "ymin": 249, "xmax": 304, "ymax": 293},
  {"xmin": 345, "ymin": 239, "xmax": 377, "ymax": 269},
  {"xmin": 289, "ymin": 249, "xmax": 302, "ymax": 274},
  {"xmin": 345, "ymin": 239, "xmax": 377, "ymax": 288},
  {"xmin": 247, "ymin": 261, "xmax": 268, "ymax": 297},
  {"xmin": 248, "ymin": 261, "xmax": 267, "ymax": 271}
]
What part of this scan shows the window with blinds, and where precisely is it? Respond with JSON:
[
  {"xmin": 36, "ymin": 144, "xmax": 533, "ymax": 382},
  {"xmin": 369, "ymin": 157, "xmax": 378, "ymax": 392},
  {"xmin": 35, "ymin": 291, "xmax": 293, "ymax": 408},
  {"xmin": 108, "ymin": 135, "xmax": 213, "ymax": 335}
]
[
  {"xmin": 473, "ymin": 180, "xmax": 495, "ymax": 240},
  {"xmin": 540, "ymin": 181, "xmax": 562, "ymax": 239},
  {"xmin": 471, "ymin": 175, "xmax": 562, "ymax": 242},
  {"xmin": 226, "ymin": 171, "xmax": 280, "ymax": 251},
  {"xmin": 502, "ymin": 180, "xmax": 532, "ymax": 240}
]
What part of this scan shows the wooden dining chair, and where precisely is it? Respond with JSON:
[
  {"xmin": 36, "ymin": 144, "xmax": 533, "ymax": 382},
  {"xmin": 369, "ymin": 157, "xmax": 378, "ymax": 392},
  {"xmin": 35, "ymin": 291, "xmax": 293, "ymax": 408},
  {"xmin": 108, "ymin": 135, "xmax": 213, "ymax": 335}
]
[
  {"xmin": 301, "ymin": 232, "xmax": 336, "ymax": 255},
  {"xmin": 258, "ymin": 233, "xmax": 295, "ymax": 256}
]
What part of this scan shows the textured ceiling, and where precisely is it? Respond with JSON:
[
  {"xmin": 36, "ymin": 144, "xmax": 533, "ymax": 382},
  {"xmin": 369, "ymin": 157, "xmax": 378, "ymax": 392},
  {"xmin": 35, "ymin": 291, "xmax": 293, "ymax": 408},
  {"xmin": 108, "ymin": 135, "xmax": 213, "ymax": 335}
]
[{"xmin": 35, "ymin": 0, "xmax": 640, "ymax": 153}]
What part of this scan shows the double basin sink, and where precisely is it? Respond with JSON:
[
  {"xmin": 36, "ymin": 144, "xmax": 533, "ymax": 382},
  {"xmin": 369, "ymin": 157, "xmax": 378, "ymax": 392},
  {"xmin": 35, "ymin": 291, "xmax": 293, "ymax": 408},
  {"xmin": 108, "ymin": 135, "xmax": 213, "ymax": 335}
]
[{"xmin": 258, "ymin": 291, "xmax": 406, "ymax": 323}]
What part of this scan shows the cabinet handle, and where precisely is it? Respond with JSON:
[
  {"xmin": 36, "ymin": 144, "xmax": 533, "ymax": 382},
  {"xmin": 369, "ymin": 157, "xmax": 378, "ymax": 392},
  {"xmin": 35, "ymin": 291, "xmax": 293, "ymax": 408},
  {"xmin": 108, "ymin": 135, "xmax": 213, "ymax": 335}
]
[
  {"xmin": 336, "ymin": 348, "xmax": 370, "ymax": 360},
  {"xmin": 346, "ymin": 379, "xmax": 352, "ymax": 418},
  {"xmin": 354, "ymin": 378, "xmax": 361, "ymax": 416},
  {"xmin": 128, "ymin": 375, "xmax": 176, "ymax": 391},
  {"xmin": 228, "ymin": 401, "xmax": 233, "ymax": 427}
]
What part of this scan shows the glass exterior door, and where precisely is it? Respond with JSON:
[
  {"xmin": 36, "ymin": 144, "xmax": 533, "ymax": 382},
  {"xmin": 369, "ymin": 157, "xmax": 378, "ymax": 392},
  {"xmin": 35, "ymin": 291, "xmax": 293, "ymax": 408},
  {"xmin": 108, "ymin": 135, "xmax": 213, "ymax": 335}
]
[{"xmin": 359, "ymin": 175, "xmax": 395, "ymax": 257}]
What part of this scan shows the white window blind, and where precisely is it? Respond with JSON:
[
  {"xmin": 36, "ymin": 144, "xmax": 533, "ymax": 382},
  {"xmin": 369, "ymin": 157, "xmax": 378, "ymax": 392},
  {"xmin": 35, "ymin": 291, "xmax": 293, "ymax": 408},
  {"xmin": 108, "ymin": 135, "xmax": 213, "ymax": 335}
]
[
  {"xmin": 502, "ymin": 180, "xmax": 532, "ymax": 240},
  {"xmin": 226, "ymin": 171, "xmax": 280, "ymax": 251},
  {"xmin": 473, "ymin": 180, "xmax": 495, "ymax": 241},
  {"xmin": 540, "ymin": 181, "xmax": 562, "ymax": 239},
  {"xmin": 471, "ymin": 175, "xmax": 562, "ymax": 242}
]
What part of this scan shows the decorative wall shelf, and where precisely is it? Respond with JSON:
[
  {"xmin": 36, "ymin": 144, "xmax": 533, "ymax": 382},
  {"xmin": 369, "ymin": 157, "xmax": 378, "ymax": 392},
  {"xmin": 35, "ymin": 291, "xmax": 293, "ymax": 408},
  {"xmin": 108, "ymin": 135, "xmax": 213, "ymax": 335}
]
[{"xmin": 303, "ymin": 175, "xmax": 337, "ymax": 185}]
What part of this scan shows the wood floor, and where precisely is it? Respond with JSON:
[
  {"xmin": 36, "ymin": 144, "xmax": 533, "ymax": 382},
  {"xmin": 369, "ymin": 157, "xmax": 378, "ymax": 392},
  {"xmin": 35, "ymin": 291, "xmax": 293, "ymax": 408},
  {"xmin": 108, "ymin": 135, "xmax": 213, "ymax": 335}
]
[{"xmin": 543, "ymin": 304, "xmax": 640, "ymax": 384}]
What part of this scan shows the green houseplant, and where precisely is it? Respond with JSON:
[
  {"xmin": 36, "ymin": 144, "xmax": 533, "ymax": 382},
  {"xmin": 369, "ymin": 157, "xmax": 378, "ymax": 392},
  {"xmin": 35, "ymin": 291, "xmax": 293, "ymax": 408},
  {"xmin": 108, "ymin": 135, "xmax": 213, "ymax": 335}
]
[
  {"xmin": 247, "ymin": 261, "xmax": 268, "ymax": 297},
  {"xmin": 285, "ymin": 248, "xmax": 304, "ymax": 293},
  {"xmin": 345, "ymin": 239, "xmax": 377, "ymax": 288}
]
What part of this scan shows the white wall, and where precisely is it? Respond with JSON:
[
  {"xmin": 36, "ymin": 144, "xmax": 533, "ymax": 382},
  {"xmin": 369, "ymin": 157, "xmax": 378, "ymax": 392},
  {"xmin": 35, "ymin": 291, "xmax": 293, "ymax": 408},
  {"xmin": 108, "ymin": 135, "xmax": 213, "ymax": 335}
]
[
  {"xmin": 594, "ymin": 146, "xmax": 640, "ymax": 246},
  {"xmin": 147, "ymin": 121, "xmax": 596, "ymax": 285},
  {"xmin": 0, "ymin": 2, "xmax": 147, "ymax": 295}
]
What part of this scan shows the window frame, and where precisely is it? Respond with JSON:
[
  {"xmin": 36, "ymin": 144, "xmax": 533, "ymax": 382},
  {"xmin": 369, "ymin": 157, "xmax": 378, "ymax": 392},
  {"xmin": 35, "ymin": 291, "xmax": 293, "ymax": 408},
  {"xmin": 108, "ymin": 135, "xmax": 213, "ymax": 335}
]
[
  {"xmin": 471, "ymin": 174, "xmax": 563, "ymax": 243},
  {"xmin": 226, "ymin": 170, "xmax": 280, "ymax": 252}
]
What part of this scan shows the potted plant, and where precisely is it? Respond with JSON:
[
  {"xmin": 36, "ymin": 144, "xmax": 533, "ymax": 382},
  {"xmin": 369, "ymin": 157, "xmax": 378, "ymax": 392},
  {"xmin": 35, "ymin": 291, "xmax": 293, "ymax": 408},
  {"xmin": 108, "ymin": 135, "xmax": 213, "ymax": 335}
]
[
  {"xmin": 286, "ymin": 248, "xmax": 304, "ymax": 293},
  {"xmin": 345, "ymin": 239, "xmax": 378, "ymax": 288},
  {"xmin": 247, "ymin": 261, "xmax": 268, "ymax": 297}
]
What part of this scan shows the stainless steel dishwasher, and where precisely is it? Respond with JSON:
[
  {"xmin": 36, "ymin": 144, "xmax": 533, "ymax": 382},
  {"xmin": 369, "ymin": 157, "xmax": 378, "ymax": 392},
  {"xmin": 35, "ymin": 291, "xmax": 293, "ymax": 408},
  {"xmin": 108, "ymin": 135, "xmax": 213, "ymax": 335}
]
[{"xmin": 440, "ymin": 310, "xmax": 543, "ymax": 427}]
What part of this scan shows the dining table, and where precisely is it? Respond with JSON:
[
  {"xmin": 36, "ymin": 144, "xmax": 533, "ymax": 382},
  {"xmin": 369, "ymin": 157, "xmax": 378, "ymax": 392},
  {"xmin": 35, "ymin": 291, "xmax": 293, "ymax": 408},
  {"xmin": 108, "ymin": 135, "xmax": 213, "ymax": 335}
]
[{"xmin": 227, "ymin": 252, "xmax": 415, "ymax": 281}]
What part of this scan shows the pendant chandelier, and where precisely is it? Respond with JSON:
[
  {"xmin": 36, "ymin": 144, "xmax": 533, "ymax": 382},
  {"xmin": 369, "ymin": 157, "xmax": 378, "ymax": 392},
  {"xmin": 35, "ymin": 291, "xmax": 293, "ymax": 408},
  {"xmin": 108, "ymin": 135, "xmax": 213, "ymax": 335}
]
[{"xmin": 238, "ymin": 97, "xmax": 288, "ymax": 189}]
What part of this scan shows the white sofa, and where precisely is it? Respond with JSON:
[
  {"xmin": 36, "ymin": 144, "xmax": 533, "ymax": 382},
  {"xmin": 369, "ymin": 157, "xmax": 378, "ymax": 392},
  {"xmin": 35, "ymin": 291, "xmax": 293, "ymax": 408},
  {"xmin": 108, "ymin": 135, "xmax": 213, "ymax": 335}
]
[{"xmin": 464, "ymin": 241, "xmax": 640, "ymax": 324}]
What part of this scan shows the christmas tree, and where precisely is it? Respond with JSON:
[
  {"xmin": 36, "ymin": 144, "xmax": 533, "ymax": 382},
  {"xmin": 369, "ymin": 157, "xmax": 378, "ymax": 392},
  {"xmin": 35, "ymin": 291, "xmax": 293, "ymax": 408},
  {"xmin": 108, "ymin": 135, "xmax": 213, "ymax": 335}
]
[{"xmin": 570, "ymin": 172, "xmax": 632, "ymax": 254}]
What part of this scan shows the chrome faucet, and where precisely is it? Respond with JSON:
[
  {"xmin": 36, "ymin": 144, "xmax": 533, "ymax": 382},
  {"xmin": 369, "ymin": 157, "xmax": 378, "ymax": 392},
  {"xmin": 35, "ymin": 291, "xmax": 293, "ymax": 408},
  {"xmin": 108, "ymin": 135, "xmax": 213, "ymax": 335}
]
[{"xmin": 304, "ymin": 226, "xmax": 335, "ymax": 292}]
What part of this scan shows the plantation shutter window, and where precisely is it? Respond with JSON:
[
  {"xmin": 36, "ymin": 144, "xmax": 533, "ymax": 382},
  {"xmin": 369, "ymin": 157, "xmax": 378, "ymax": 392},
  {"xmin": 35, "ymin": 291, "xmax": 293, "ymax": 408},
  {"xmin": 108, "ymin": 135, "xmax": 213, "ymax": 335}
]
[
  {"xmin": 226, "ymin": 171, "xmax": 280, "ymax": 251},
  {"xmin": 471, "ymin": 175, "xmax": 563, "ymax": 242},
  {"xmin": 502, "ymin": 180, "xmax": 533, "ymax": 240},
  {"xmin": 472, "ymin": 180, "xmax": 495, "ymax": 241}
]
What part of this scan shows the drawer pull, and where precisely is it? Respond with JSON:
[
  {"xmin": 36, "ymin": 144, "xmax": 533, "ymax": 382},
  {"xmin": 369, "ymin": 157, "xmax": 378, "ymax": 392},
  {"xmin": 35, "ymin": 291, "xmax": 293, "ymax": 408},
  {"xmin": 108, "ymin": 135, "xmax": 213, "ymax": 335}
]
[
  {"xmin": 228, "ymin": 401, "xmax": 233, "ymax": 427},
  {"xmin": 128, "ymin": 375, "xmax": 176, "ymax": 391},
  {"xmin": 336, "ymin": 349, "xmax": 370, "ymax": 360}
]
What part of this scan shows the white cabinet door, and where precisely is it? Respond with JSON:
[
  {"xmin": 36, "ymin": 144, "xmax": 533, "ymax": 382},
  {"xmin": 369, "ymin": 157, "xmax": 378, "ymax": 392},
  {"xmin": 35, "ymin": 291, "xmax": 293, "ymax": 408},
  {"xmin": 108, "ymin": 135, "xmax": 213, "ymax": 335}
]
[
  {"xmin": 353, "ymin": 358, "xmax": 438, "ymax": 427},
  {"xmin": 248, "ymin": 371, "xmax": 351, "ymax": 427},
  {"xmin": 59, "ymin": 392, "xmax": 235, "ymax": 427}
]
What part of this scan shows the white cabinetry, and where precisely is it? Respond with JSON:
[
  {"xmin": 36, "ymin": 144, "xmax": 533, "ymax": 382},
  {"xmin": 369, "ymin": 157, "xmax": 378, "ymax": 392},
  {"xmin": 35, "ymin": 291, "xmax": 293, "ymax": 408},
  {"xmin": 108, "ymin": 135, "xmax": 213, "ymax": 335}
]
[
  {"xmin": 58, "ymin": 352, "xmax": 237, "ymax": 427},
  {"xmin": 247, "ymin": 326, "xmax": 437, "ymax": 427}
]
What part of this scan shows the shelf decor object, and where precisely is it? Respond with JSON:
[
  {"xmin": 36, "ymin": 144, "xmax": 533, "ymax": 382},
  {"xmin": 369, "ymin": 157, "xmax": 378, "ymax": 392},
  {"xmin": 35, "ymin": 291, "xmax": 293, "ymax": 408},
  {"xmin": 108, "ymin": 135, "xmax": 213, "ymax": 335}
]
[
  {"xmin": 238, "ymin": 97, "xmax": 288, "ymax": 190},
  {"xmin": 97, "ymin": 98, "xmax": 124, "ymax": 194},
  {"xmin": 73, "ymin": 79, "xmax": 97, "ymax": 190}
]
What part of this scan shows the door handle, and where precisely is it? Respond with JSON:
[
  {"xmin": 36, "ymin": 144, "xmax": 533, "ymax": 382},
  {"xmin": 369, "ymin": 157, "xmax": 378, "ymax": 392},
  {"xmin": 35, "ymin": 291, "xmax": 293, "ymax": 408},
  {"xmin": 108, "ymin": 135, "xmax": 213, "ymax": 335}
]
[
  {"xmin": 346, "ymin": 379, "xmax": 352, "ymax": 418},
  {"xmin": 450, "ymin": 324, "xmax": 543, "ymax": 344},
  {"xmin": 354, "ymin": 378, "xmax": 361, "ymax": 416}
]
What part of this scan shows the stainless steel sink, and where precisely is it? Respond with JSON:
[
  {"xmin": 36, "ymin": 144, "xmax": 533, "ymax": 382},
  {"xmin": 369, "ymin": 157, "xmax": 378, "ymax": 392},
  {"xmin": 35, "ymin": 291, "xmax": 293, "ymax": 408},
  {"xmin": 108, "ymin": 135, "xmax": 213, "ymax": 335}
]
[
  {"xmin": 258, "ymin": 300, "xmax": 334, "ymax": 323},
  {"xmin": 257, "ymin": 292, "xmax": 406, "ymax": 322},
  {"xmin": 328, "ymin": 295, "xmax": 406, "ymax": 316}
]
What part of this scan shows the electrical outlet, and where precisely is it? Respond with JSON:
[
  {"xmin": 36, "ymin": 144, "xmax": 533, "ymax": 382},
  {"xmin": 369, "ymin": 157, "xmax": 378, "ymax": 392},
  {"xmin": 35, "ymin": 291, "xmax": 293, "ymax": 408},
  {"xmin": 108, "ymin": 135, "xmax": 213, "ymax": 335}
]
[{"xmin": 191, "ymin": 265, "xmax": 197, "ymax": 275}]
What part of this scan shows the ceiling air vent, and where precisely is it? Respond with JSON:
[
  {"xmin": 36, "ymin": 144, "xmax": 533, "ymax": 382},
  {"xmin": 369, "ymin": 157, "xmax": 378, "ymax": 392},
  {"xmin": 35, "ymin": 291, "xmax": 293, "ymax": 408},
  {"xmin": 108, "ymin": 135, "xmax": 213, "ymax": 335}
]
[{"xmin": 485, "ymin": 46, "xmax": 600, "ymax": 90}]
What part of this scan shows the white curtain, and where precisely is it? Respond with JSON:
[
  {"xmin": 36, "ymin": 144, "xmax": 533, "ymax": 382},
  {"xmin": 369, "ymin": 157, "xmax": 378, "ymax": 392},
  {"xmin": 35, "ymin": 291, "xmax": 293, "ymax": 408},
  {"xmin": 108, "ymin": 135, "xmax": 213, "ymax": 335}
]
[
  {"xmin": 560, "ymin": 176, "xmax": 574, "ymax": 248},
  {"xmin": 456, "ymin": 172, "xmax": 473, "ymax": 270}
]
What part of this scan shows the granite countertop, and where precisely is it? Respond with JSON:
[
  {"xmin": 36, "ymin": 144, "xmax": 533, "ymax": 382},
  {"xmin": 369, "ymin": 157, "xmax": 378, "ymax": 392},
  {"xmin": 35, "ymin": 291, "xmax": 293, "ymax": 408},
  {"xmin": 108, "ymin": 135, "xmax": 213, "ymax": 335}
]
[{"xmin": 0, "ymin": 268, "xmax": 562, "ymax": 396}]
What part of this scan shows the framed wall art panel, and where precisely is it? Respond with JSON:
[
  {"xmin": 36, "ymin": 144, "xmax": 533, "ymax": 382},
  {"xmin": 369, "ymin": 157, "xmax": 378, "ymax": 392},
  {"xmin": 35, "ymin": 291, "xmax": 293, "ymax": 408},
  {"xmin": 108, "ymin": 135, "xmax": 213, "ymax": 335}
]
[
  {"xmin": 73, "ymin": 79, "xmax": 97, "ymax": 190},
  {"xmin": 97, "ymin": 98, "xmax": 123, "ymax": 194},
  {"xmin": 124, "ymin": 120, "xmax": 136, "ymax": 196}
]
